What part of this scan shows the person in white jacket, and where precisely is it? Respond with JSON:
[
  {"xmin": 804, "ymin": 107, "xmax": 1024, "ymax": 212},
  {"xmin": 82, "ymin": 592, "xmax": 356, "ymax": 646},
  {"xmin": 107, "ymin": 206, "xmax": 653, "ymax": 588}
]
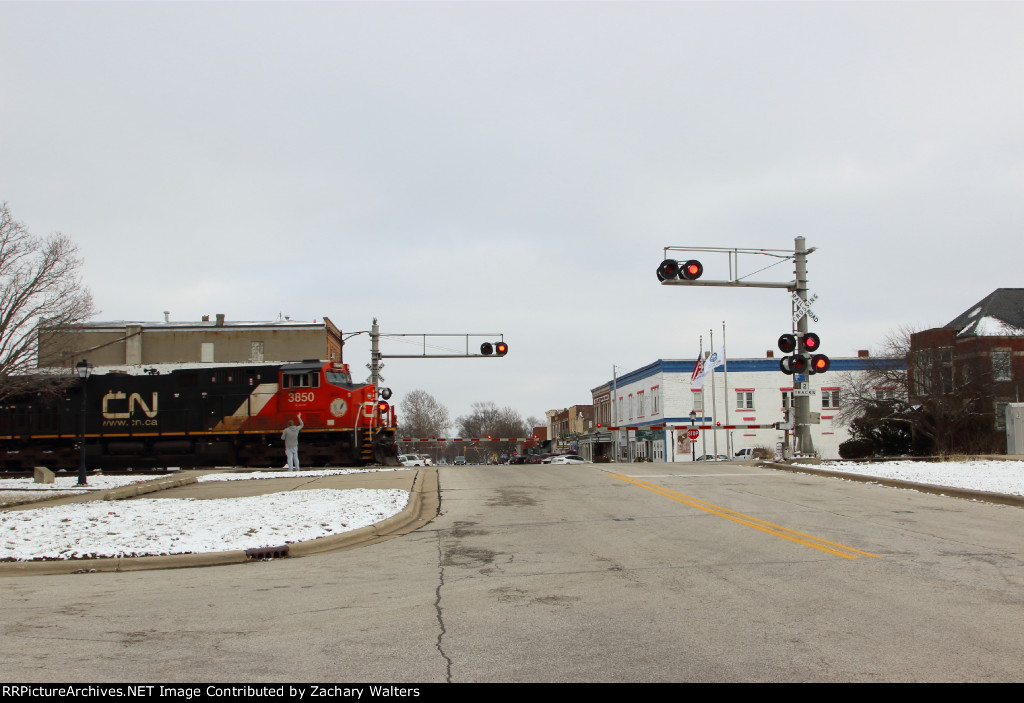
[{"xmin": 282, "ymin": 413, "xmax": 304, "ymax": 471}]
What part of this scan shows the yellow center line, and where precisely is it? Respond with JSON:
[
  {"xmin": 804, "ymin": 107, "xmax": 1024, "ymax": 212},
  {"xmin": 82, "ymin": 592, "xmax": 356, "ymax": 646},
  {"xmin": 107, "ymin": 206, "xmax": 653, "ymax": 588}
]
[{"xmin": 608, "ymin": 472, "xmax": 880, "ymax": 560}]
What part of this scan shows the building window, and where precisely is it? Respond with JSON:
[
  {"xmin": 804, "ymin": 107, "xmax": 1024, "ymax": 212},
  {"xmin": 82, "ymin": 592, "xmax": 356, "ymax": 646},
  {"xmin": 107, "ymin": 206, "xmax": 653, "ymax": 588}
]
[
  {"xmin": 201, "ymin": 342, "xmax": 214, "ymax": 363},
  {"xmin": 651, "ymin": 386, "xmax": 660, "ymax": 414},
  {"xmin": 736, "ymin": 391, "xmax": 754, "ymax": 410},
  {"xmin": 638, "ymin": 391, "xmax": 646, "ymax": 417},
  {"xmin": 993, "ymin": 350, "xmax": 1012, "ymax": 382},
  {"xmin": 875, "ymin": 388, "xmax": 895, "ymax": 401},
  {"xmin": 822, "ymin": 390, "xmax": 841, "ymax": 408},
  {"xmin": 996, "ymin": 402, "xmax": 1010, "ymax": 429},
  {"xmin": 781, "ymin": 390, "xmax": 793, "ymax": 410},
  {"xmin": 692, "ymin": 391, "xmax": 703, "ymax": 413},
  {"xmin": 250, "ymin": 341, "xmax": 265, "ymax": 363}
]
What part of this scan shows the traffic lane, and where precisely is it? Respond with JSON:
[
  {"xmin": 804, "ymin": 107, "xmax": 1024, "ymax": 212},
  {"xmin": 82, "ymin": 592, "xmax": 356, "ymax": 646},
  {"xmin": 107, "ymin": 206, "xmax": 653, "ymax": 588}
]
[
  {"xmin": 2, "ymin": 462, "xmax": 1022, "ymax": 682},
  {"xmin": 432, "ymin": 463, "xmax": 1024, "ymax": 681},
  {"xmin": 0, "ymin": 521, "xmax": 452, "ymax": 682}
]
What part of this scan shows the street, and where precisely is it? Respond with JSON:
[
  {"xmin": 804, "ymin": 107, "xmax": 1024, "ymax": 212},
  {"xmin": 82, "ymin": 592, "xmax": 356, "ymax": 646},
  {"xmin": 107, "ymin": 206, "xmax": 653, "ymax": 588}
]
[{"xmin": 3, "ymin": 462, "xmax": 1023, "ymax": 682}]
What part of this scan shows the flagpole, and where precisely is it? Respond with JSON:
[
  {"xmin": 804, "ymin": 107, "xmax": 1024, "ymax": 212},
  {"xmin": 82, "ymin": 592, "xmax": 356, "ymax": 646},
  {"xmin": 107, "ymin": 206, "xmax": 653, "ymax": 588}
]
[
  {"xmin": 710, "ymin": 328, "xmax": 719, "ymax": 459},
  {"xmin": 722, "ymin": 320, "xmax": 731, "ymax": 459},
  {"xmin": 700, "ymin": 335, "xmax": 707, "ymax": 458}
]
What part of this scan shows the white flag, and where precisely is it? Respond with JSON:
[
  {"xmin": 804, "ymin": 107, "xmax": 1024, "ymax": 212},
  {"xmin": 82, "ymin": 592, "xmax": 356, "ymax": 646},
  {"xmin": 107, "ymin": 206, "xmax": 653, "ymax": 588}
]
[{"xmin": 691, "ymin": 347, "xmax": 725, "ymax": 389}]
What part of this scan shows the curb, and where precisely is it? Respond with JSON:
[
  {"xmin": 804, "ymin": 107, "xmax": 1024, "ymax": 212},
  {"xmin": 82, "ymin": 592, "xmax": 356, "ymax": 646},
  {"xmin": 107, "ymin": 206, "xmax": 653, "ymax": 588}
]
[
  {"xmin": 761, "ymin": 461, "xmax": 1024, "ymax": 508},
  {"xmin": 103, "ymin": 474, "xmax": 199, "ymax": 500},
  {"xmin": 0, "ymin": 468, "xmax": 440, "ymax": 577}
]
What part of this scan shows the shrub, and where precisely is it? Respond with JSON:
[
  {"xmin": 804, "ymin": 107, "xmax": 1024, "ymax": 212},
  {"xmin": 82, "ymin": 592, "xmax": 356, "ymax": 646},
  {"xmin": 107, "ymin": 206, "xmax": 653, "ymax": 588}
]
[{"xmin": 838, "ymin": 438, "xmax": 875, "ymax": 459}]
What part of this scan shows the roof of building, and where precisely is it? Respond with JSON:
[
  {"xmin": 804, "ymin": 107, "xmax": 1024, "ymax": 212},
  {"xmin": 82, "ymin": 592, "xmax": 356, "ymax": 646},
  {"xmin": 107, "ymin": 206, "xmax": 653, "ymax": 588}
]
[
  {"xmin": 50, "ymin": 316, "xmax": 336, "ymax": 332},
  {"xmin": 593, "ymin": 356, "xmax": 905, "ymax": 392},
  {"xmin": 943, "ymin": 288, "xmax": 1024, "ymax": 337}
]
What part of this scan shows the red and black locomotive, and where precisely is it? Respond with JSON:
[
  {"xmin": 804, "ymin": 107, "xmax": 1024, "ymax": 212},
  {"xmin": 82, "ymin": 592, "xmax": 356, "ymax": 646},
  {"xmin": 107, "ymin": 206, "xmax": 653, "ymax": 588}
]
[{"xmin": 0, "ymin": 361, "xmax": 399, "ymax": 471}]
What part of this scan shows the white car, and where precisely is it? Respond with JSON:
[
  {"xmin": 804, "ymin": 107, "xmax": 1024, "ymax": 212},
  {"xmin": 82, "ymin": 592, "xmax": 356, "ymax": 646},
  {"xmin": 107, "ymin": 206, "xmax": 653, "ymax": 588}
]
[
  {"xmin": 398, "ymin": 454, "xmax": 430, "ymax": 467},
  {"xmin": 544, "ymin": 455, "xmax": 586, "ymax": 465}
]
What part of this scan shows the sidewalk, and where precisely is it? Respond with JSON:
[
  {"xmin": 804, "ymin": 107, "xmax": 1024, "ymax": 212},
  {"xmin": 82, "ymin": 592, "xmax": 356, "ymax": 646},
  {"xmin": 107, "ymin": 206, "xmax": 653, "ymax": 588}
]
[{"xmin": 0, "ymin": 468, "xmax": 439, "ymax": 577}]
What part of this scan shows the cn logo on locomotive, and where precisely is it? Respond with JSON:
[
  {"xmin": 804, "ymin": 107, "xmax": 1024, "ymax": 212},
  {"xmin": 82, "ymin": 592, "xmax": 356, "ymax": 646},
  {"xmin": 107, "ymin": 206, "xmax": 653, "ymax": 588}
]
[{"xmin": 102, "ymin": 391, "xmax": 159, "ymax": 420}]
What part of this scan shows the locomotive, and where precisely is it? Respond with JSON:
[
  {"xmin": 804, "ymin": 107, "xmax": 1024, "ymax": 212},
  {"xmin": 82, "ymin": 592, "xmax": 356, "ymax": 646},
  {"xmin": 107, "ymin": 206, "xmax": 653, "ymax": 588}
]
[{"xmin": 0, "ymin": 361, "xmax": 399, "ymax": 471}]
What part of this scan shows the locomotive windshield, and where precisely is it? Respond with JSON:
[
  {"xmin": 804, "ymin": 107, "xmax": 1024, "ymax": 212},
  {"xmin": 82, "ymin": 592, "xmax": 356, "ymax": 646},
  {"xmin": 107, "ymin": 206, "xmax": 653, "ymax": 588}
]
[{"xmin": 325, "ymin": 369, "xmax": 353, "ymax": 386}]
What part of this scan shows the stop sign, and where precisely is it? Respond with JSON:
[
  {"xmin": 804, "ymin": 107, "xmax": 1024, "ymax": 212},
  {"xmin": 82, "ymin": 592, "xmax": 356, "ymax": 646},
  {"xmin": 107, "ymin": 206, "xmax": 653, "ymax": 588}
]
[{"xmin": 687, "ymin": 428, "xmax": 700, "ymax": 440}]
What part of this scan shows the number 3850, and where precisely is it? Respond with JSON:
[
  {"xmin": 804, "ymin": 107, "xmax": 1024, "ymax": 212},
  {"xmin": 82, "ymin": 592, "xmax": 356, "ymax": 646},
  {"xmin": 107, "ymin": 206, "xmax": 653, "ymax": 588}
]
[{"xmin": 288, "ymin": 392, "xmax": 315, "ymax": 403}]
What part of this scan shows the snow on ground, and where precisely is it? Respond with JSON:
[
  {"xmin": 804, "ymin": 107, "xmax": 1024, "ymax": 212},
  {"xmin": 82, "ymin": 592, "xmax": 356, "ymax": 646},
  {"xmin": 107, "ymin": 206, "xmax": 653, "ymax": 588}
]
[
  {"xmin": 0, "ymin": 469, "xmax": 408, "ymax": 561},
  {"xmin": 795, "ymin": 459, "xmax": 1024, "ymax": 497},
  {"xmin": 1, "ymin": 461, "xmax": 1021, "ymax": 562},
  {"xmin": 197, "ymin": 468, "xmax": 399, "ymax": 482},
  {"xmin": 0, "ymin": 488, "xmax": 408, "ymax": 561}
]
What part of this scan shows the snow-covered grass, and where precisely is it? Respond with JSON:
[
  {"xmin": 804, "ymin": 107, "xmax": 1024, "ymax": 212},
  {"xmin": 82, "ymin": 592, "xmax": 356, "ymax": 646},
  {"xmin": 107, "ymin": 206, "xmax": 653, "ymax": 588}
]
[
  {"xmin": 792, "ymin": 459, "xmax": 1024, "ymax": 496},
  {"xmin": 197, "ymin": 468, "xmax": 400, "ymax": 482},
  {"xmin": 0, "ymin": 488, "xmax": 408, "ymax": 561}
]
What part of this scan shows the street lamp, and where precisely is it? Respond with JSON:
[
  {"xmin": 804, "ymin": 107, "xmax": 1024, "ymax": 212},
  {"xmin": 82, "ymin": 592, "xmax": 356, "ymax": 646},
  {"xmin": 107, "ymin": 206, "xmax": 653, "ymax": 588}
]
[{"xmin": 75, "ymin": 359, "xmax": 92, "ymax": 486}]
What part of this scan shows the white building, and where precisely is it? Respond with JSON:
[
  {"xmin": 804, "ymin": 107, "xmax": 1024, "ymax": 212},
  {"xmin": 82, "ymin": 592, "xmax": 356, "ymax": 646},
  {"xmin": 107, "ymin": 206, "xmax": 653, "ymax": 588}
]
[{"xmin": 583, "ymin": 355, "xmax": 904, "ymax": 461}]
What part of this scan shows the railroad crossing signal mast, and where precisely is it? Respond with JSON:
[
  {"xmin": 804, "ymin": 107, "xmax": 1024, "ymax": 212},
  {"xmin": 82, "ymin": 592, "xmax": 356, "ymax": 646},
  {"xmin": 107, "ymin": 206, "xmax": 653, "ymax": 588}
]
[
  {"xmin": 657, "ymin": 237, "xmax": 823, "ymax": 457},
  {"xmin": 366, "ymin": 318, "xmax": 508, "ymax": 389}
]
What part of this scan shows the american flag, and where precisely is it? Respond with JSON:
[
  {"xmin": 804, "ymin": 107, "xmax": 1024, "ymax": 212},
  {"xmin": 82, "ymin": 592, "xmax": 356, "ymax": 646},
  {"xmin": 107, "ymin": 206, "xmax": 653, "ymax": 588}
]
[{"xmin": 690, "ymin": 357, "xmax": 704, "ymax": 386}]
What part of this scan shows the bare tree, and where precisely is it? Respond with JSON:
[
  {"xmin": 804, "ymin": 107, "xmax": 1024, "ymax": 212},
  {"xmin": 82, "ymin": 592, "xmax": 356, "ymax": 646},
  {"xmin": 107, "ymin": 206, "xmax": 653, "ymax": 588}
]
[
  {"xmin": 456, "ymin": 401, "xmax": 530, "ymax": 461},
  {"xmin": 835, "ymin": 325, "xmax": 1004, "ymax": 456},
  {"xmin": 834, "ymin": 326, "xmax": 915, "ymax": 427},
  {"xmin": 0, "ymin": 203, "xmax": 96, "ymax": 402},
  {"xmin": 398, "ymin": 389, "xmax": 451, "ymax": 438}
]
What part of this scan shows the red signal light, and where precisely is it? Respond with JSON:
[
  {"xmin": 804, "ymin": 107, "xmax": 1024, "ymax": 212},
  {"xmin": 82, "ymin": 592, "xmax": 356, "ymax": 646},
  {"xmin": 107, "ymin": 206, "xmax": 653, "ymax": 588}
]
[
  {"xmin": 681, "ymin": 260, "xmax": 703, "ymax": 280},
  {"xmin": 809, "ymin": 354, "xmax": 830, "ymax": 374},
  {"xmin": 790, "ymin": 355, "xmax": 809, "ymax": 373},
  {"xmin": 657, "ymin": 259, "xmax": 680, "ymax": 281},
  {"xmin": 800, "ymin": 333, "xmax": 820, "ymax": 352},
  {"xmin": 495, "ymin": 341, "xmax": 508, "ymax": 356}
]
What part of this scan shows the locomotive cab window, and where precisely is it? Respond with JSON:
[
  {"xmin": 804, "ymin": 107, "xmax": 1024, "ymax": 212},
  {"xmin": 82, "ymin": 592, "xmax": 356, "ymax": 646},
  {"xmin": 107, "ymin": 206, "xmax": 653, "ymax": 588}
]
[{"xmin": 282, "ymin": 372, "xmax": 319, "ymax": 389}]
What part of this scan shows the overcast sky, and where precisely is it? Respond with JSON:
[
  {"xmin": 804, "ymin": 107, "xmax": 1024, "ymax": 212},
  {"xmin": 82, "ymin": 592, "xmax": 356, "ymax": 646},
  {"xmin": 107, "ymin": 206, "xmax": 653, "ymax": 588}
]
[{"xmin": 2, "ymin": 1, "xmax": 1021, "ymax": 428}]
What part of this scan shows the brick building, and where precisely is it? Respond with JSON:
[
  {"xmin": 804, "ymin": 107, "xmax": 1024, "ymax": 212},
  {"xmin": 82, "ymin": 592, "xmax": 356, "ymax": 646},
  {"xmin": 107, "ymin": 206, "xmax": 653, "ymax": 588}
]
[
  {"xmin": 909, "ymin": 288, "xmax": 1024, "ymax": 434},
  {"xmin": 39, "ymin": 314, "xmax": 344, "ymax": 368}
]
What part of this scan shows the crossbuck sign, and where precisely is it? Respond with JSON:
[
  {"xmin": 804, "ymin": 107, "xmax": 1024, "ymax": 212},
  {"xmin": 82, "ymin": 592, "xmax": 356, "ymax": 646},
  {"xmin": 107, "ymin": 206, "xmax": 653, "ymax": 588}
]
[{"xmin": 792, "ymin": 292, "xmax": 819, "ymax": 324}]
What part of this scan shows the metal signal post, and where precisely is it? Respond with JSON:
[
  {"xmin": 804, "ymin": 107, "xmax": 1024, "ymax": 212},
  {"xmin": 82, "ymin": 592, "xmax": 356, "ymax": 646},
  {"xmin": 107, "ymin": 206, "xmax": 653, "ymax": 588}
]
[
  {"xmin": 365, "ymin": 318, "xmax": 508, "ymax": 388},
  {"xmin": 657, "ymin": 236, "xmax": 821, "ymax": 458}
]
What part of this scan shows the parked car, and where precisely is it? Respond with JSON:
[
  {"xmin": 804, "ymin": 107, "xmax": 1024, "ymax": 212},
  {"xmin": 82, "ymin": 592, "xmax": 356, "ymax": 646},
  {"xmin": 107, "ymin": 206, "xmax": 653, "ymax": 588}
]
[
  {"xmin": 454, "ymin": 456, "xmax": 466, "ymax": 466},
  {"xmin": 527, "ymin": 454, "xmax": 550, "ymax": 464},
  {"xmin": 695, "ymin": 454, "xmax": 729, "ymax": 461},
  {"xmin": 733, "ymin": 448, "xmax": 755, "ymax": 460},
  {"xmin": 398, "ymin": 454, "xmax": 430, "ymax": 467},
  {"xmin": 546, "ymin": 454, "xmax": 586, "ymax": 465},
  {"xmin": 415, "ymin": 454, "xmax": 434, "ymax": 466}
]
